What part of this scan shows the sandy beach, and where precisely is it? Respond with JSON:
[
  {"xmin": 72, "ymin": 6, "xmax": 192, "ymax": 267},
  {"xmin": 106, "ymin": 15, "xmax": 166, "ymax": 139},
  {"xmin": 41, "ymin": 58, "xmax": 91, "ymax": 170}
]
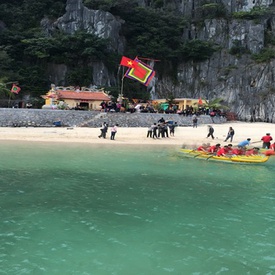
[{"xmin": 0, "ymin": 122, "xmax": 274, "ymax": 148}]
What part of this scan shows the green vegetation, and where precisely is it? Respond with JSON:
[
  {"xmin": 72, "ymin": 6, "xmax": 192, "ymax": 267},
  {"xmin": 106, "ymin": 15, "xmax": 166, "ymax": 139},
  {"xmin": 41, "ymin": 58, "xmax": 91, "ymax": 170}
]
[
  {"xmin": 223, "ymin": 65, "xmax": 238, "ymax": 76},
  {"xmin": 251, "ymin": 48, "xmax": 275, "ymax": 63},
  {"xmin": 229, "ymin": 40, "xmax": 250, "ymax": 56},
  {"xmin": 22, "ymin": 32, "xmax": 111, "ymax": 66},
  {"xmin": 179, "ymin": 40, "xmax": 217, "ymax": 62},
  {"xmin": 232, "ymin": 6, "xmax": 269, "ymax": 20},
  {"xmin": 0, "ymin": 78, "xmax": 12, "ymax": 97},
  {"xmin": 203, "ymin": 98, "xmax": 229, "ymax": 111},
  {"xmin": 199, "ymin": 3, "xmax": 227, "ymax": 20},
  {"xmin": 265, "ymin": 30, "xmax": 275, "ymax": 46}
]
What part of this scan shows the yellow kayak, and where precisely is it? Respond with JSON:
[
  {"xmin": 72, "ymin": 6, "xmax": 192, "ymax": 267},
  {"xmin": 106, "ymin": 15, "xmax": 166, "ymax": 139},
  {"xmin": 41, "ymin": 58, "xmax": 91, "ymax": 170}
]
[{"xmin": 179, "ymin": 149, "xmax": 269, "ymax": 164}]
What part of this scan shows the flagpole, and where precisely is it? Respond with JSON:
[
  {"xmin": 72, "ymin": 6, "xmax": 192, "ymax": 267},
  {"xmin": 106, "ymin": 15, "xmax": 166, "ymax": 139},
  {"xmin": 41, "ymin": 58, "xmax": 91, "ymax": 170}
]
[
  {"xmin": 120, "ymin": 67, "xmax": 125, "ymax": 98},
  {"xmin": 117, "ymin": 65, "xmax": 121, "ymax": 100},
  {"xmin": 8, "ymin": 92, "xmax": 12, "ymax": 108},
  {"xmin": 5, "ymin": 82, "xmax": 18, "ymax": 108}
]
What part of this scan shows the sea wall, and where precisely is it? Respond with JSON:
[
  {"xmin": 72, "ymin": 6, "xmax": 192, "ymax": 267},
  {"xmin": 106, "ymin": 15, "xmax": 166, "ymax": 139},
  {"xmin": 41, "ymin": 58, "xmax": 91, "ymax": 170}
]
[{"xmin": 0, "ymin": 108, "xmax": 226, "ymax": 128}]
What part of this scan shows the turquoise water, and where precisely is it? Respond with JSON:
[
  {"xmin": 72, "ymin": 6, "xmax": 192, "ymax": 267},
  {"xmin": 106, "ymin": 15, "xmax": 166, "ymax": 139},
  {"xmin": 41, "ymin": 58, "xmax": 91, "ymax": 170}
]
[{"xmin": 1, "ymin": 141, "xmax": 275, "ymax": 275}]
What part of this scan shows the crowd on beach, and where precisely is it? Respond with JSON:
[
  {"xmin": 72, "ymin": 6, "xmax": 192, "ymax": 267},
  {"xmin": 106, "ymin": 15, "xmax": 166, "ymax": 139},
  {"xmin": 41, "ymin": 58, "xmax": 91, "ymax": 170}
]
[{"xmin": 99, "ymin": 100, "xmax": 226, "ymax": 117}]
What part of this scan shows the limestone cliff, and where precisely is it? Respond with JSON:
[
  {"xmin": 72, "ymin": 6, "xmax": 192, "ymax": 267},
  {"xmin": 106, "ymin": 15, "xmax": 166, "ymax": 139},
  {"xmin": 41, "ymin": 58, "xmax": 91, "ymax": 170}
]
[{"xmin": 46, "ymin": 0, "xmax": 275, "ymax": 122}]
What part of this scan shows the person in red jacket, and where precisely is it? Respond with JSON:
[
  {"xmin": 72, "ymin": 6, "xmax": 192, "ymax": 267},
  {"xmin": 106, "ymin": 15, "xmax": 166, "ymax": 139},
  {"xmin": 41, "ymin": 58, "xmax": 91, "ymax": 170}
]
[
  {"xmin": 231, "ymin": 146, "xmax": 243, "ymax": 155},
  {"xmin": 227, "ymin": 144, "xmax": 233, "ymax": 154},
  {"xmin": 261, "ymin": 133, "xmax": 273, "ymax": 149},
  {"xmin": 246, "ymin": 147, "xmax": 259, "ymax": 156},
  {"xmin": 208, "ymin": 144, "xmax": 220, "ymax": 153},
  {"xmin": 216, "ymin": 145, "xmax": 229, "ymax": 157},
  {"xmin": 197, "ymin": 143, "xmax": 210, "ymax": 152},
  {"xmin": 264, "ymin": 142, "xmax": 275, "ymax": 156}
]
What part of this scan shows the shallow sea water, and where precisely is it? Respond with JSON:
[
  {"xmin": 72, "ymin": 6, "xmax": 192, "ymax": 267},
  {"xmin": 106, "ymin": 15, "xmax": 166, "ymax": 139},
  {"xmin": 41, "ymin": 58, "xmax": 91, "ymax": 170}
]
[{"xmin": 1, "ymin": 141, "xmax": 275, "ymax": 275}]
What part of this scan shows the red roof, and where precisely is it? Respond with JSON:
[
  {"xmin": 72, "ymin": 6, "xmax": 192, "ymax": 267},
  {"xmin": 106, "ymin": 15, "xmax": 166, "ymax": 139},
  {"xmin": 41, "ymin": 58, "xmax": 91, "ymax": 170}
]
[{"xmin": 57, "ymin": 90, "xmax": 111, "ymax": 101}]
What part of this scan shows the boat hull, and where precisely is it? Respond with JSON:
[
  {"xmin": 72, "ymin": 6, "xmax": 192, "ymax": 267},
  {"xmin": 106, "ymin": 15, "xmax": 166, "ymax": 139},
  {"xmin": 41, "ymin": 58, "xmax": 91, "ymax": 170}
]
[{"xmin": 179, "ymin": 149, "xmax": 269, "ymax": 164}]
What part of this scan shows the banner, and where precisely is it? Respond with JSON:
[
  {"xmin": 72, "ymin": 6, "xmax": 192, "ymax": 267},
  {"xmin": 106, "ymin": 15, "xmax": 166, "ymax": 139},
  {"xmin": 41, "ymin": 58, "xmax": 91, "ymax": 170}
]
[
  {"xmin": 124, "ymin": 57, "xmax": 155, "ymax": 86},
  {"xmin": 11, "ymin": 84, "xmax": 21, "ymax": 94}
]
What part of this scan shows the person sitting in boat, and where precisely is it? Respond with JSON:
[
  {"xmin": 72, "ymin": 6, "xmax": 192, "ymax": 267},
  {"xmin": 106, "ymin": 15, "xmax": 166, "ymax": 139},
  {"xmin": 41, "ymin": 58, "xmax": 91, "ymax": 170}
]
[
  {"xmin": 246, "ymin": 147, "xmax": 260, "ymax": 156},
  {"xmin": 264, "ymin": 142, "xmax": 275, "ymax": 156},
  {"xmin": 231, "ymin": 146, "xmax": 243, "ymax": 156},
  {"xmin": 197, "ymin": 143, "xmax": 210, "ymax": 152},
  {"xmin": 208, "ymin": 143, "xmax": 221, "ymax": 154},
  {"xmin": 227, "ymin": 144, "xmax": 233, "ymax": 154},
  {"xmin": 216, "ymin": 145, "xmax": 229, "ymax": 157},
  {"xmin": 238, "ymin": 138, "xmax": 251, "ymax": 148}
]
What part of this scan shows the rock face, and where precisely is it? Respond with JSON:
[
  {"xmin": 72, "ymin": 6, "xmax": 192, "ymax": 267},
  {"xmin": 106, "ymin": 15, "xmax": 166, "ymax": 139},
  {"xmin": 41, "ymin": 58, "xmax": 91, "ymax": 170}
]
[
  {"xmin": 46, "ymin": 0, "xmax": 275, "ymax": 122},
  {"xmin": 55, "ymin": 0, "xmax": 124, "ymax": 53}
]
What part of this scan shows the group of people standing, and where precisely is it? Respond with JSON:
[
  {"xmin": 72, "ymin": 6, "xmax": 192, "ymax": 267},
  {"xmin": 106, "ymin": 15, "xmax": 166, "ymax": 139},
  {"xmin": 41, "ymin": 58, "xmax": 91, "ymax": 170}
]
[
  {"xmin": 147, "ymin": 117, "xmax": 178, "ymax": 139},
  {"xmin": 98, "ymin": 122, "xmax": 118, "ymax": 140}
]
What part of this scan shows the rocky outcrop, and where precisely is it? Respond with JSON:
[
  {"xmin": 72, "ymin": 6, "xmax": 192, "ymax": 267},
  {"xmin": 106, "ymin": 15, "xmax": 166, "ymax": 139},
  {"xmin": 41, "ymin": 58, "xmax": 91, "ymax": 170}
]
[
  {"xmin": 54, "ymin": 0, "xmax": 124, "ymax": 53},
  {"xmin": 44, "ymin": 0, "xmax": 275, "ymax": 122}
]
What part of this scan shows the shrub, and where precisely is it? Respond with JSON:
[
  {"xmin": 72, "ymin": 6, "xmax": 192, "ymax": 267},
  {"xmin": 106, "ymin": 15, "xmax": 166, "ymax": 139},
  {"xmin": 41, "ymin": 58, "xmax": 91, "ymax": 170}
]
[
  {"xmin": 252, "ymin": 48, "xmax": 275, "ymax": 63},
  {"xmin": 180, "ymin": 39, "xmax": 217, "ymax": 62},
  {"xmin": 232, "ymin": 6, "xmax": 269, "ymax": 20},
  {"xmin": 229, "ymin": 40, "xmax": 250, "ymax": 56},
  {"xmin": 200, "ymin": 3, "xmax": 227, "ymax": 19}
]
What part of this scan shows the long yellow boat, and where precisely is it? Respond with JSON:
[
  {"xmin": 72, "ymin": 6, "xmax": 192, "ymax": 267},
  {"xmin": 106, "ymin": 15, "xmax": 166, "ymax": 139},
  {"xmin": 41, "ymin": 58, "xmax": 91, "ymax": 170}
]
[{"xmin": 179, "ymin": 149, "xmax": 270, "ymax": 164}]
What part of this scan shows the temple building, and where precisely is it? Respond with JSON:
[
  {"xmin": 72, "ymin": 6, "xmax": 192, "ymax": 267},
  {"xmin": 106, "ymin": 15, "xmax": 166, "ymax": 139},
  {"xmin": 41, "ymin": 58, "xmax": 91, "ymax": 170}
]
[{"xmin": 42, "ymin": 85, "xmax": 111, "ymax": 110}]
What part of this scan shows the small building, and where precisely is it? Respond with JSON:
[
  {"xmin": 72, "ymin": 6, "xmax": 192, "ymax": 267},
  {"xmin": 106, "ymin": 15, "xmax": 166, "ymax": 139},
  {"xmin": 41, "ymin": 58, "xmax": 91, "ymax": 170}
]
[
  {"xmin": 153, "ymin": 98, "xmax": 206, "ymax": 111},
  {"xmin": 42, "ymin": 86, "xmax": 111, "ymax": 110}
]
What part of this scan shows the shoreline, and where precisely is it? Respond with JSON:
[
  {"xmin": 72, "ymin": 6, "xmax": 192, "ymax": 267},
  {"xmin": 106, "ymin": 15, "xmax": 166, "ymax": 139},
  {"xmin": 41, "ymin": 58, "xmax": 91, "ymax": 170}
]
[{"xmin": 0, "ymin": 122, "xmax": 275, "ymax": 148}]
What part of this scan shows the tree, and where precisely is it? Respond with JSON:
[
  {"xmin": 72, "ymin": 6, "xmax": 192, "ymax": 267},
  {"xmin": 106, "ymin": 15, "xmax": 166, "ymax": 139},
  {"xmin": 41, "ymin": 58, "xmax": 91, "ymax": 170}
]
[
  {"xmin": 202, "ymin": 98, "xmax": 229, "ymax": 111},
  {"xmin": 180, "ymin": 40, "xmax": 217, "ymax": 62},
  {"xmin": 0, "ymin": 78, "xmax": 16, "ymax": 98},
  {"xmin": 165, "ymin": 94, "xmax": 176, "ymax": 107}
]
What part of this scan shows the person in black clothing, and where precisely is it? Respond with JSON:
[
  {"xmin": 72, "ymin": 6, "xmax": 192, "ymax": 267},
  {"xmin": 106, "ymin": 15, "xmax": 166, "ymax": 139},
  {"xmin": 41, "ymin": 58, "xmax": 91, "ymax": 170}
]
[
  {"xmin": 158, "ymin": 123, "xmax": 164, "ymax": 138},
  {"xmin": 98, "ymin": 122, "xmax": 108, "ymax": 138},
  {"xmin": 169, "ymin": 122, "xmax": 177, "ymax": 136},
  {"xmin": 224, "ymin": 127, "xmax": 235, "ymax": 142},
  {"xmin": 152, "ymin": 123, "xmax": 158, "ymax": 139},
  {"xmin": 206, "ymin": 125, "xmax": 215, "ymax": 139},
  {"xmin": 147, "ymin": 125, "xmax": 152, "ymax": 138},
  {"xmin": 163, "ymin": 123, "xmax": 169, "ymax": 138},
  {"xmin": 158, "ymin": 117, "xmax": 165, "ymax": 123},
  {"xmin": 192, "ymin": 115, "xmax": 198, "ymax": 128}
]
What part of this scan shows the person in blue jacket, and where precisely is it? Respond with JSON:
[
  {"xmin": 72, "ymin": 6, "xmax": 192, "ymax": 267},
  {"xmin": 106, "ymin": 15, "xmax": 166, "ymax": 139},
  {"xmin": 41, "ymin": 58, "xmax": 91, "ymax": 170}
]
[{"xmin": 238, "ymin": 138, "xmax": 251, "ymax": 148}]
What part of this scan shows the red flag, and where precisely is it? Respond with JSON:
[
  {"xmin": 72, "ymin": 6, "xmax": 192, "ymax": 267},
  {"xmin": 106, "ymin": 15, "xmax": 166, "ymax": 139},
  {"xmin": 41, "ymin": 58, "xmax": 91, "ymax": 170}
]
[
  {"xmin": 120, "ymin": 56, "xmax": 138, "ymax": 69},
  {"xmin": 11, "ymin": 84, "xmax": 21, "ymax": 94},
  {"xmin": 198, "ymin": 98, "xmax": 203, "ymax": 105}
]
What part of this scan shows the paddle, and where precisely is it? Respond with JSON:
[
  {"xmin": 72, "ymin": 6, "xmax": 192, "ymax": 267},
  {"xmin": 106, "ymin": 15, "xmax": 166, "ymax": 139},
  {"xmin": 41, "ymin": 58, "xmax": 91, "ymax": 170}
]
[
  {"xmin": 186, "ymin": 149, "xmax": 200, "ymax": 155},
  {"xmin": 194, "ymin": 153, "xmax": 203, "ymax": 158},
  {"xmin": 250, "ymin": 140, "xmax": 261, "ymax": 144},
  {"xmin": 194, "ymin": 151, "xmax": 211, "ymax": 158},
  {"xmin": 206, "ymin": 155, "xmax": 214, "ymax": 160}
]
